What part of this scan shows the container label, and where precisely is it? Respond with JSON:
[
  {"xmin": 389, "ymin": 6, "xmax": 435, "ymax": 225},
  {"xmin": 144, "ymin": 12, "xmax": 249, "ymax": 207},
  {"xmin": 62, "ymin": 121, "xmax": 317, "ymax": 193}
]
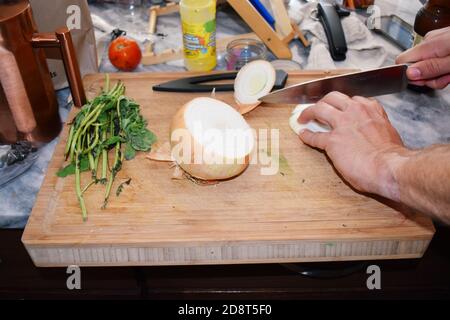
[{"xmin": 182, "ymin": 19, "xmax": 216, "ymax": 60}]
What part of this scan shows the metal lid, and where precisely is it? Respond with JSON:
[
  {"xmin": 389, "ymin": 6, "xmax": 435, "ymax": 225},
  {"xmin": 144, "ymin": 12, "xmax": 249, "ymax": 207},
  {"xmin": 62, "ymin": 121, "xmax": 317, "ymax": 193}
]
[
  {"xmin": 0, "ymin": 0, "xmax": 30, "ymax": 24},
  {"xmin": 270, "ymin": 60, "xmax": 302, "ymax": 72}
]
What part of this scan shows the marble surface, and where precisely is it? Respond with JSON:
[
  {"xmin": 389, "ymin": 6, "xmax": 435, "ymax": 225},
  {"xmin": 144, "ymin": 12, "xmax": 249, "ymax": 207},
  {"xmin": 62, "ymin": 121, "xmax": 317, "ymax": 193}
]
[
  {"xmin": 1, "ymin": 0, "xmax": 449, "ymax": 228},
  {"xmin": 0, "ymin": 90, "xmax": 72, "ymax": 228}
]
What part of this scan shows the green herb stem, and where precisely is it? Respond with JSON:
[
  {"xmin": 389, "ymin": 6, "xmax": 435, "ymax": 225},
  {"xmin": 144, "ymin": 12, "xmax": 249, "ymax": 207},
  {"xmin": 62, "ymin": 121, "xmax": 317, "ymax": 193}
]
[
  {"xmin": 56, "ymin": 77, "xmax": 154, "ymax": 222},
  {"xmin": 75, "ymin": 154, "xmax": 88, "ymax": 221},
  {"xmin": 103, "ymin": 142, "xmax": 121, "ymax": 209}
]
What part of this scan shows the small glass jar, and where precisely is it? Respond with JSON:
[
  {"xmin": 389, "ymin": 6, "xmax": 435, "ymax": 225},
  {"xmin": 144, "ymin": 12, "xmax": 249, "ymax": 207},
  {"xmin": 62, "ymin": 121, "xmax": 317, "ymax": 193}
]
[
  {"xmin": 225, "ymin": 39, "xmax": 267, "ymax": 70},
  {"xmin": 115, "ymin": 0, "xmax": 142, "ymax": 16}
]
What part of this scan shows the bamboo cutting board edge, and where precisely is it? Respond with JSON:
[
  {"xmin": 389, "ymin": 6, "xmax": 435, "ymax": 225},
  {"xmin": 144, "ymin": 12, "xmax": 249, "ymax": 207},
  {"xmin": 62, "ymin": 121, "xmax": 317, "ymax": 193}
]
[
  {"xmin": 28, "ymin": 252, "xmax": 430, "ymax": 268},
  {"xmin": 25, "ymin": 238, "xmax": 432, "ymax": 267}
]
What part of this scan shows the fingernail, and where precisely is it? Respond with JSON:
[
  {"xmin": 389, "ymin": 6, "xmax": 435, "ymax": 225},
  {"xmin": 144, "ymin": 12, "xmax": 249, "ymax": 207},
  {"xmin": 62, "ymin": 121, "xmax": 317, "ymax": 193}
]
[{"xmin": 408, "ymin": 67, "xmax": 422, "ymax": 80}]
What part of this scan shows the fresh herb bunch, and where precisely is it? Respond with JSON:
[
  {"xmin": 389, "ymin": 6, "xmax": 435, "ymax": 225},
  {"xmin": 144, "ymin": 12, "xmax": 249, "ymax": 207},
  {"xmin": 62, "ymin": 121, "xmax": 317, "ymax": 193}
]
[{"xmin": 57, "ymin": 76, "xmax": 156, "ymax": 221}]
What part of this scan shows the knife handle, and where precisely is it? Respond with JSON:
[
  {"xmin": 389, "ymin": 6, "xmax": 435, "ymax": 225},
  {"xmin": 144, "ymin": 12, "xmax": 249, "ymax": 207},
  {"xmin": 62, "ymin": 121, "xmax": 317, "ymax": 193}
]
[{"xmin": 317, "ymin": 3, "xmax": 348, "ymax": 61}]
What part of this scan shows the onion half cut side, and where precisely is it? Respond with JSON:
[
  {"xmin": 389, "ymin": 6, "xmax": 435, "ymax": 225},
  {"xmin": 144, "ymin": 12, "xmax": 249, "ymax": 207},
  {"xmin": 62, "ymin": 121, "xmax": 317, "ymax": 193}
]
[
  {"xmin": 170, "ymin": 97, "xmax": 255, "ymax": 181},
  {"xmin": 234, "ymin": 60, "xmax": 276, "ymax": 115}
]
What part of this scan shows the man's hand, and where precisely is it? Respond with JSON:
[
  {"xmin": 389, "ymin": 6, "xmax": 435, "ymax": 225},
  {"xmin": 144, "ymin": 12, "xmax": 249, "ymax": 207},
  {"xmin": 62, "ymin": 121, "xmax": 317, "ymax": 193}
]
[
  {"xmin": 298, "ymin": 92, "xmax": 412, "ymax": 201},
  {"xmin": 396, "ymin": 26, "xmax": 450, "ymax": 89}
]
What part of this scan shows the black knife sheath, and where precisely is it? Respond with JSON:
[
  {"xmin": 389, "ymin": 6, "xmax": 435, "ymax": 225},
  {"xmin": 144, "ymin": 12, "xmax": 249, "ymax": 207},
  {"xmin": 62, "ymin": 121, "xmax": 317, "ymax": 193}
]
[{"xmin": 153, "ymin": 70, "xmax": 288, "ymax": 93}]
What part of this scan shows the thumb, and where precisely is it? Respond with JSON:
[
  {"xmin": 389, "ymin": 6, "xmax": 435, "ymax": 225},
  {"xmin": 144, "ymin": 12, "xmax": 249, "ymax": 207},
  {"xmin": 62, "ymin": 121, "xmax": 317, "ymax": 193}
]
[
  {"xmin": 298, "ymin": 129, "xmax": 330, "ymax": 150},
  {"xmin": 407, "ymin": 56, "xmax": 450, "ymax": 81}
]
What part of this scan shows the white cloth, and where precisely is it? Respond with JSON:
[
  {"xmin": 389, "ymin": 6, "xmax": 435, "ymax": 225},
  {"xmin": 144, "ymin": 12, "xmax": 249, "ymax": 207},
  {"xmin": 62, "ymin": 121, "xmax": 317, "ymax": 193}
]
[{"xmin": 289, "ymin": 2, "xmax": 387, "ymax": 70}]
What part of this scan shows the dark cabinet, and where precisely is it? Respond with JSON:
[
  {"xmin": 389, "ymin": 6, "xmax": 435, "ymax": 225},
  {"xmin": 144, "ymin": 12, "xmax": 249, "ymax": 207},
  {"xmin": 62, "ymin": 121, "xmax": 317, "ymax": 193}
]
[{"xmin": 1, "ymin": 227, "xmax": 450, "ymax": 299}]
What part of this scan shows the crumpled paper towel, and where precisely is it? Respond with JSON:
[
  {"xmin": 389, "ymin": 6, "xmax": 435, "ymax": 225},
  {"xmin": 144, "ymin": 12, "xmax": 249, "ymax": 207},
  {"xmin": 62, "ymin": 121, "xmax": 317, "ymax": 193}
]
[{"xmin": 289, "ymin": 2, "xmax": 387, "ymax": 70}]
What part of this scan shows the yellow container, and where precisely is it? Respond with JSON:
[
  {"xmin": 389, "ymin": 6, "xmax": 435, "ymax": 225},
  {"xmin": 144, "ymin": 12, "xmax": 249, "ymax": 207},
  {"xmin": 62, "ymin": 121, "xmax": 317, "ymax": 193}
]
[{"xmin": 180, "ymin": 0, "xmax": 217, "ymax": 71}]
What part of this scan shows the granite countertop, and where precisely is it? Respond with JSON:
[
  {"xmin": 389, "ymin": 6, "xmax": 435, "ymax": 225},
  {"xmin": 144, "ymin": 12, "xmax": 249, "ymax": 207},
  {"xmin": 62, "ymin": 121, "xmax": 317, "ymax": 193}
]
[{"xmin": 1, "ymin": 0, "xmax": 449, "ymax": 228}]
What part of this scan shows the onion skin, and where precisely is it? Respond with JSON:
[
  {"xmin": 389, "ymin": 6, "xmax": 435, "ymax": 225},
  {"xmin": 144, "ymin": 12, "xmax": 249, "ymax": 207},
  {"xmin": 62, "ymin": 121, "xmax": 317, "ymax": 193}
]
[
  {"xmin": 170, "ymin": 103, "xmax": 252, "ymax": 181},
  {"xmin": 235, "ymin": 99, "xmax": 261, "ymax": 115}
]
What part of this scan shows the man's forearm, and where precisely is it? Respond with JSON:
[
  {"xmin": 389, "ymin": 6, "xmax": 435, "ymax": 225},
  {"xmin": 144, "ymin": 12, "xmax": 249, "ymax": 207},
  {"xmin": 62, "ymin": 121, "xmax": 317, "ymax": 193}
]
[{"xmin": 391, "ymin": 145, "xmax": 450, "ymax": 223}]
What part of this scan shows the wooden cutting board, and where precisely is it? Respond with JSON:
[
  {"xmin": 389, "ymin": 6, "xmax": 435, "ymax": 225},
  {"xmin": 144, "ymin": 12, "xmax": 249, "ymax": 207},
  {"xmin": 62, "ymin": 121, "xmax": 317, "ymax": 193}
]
[{"xmin": 22, "ymin": 71, "xmax": 435, "ymax": 267}]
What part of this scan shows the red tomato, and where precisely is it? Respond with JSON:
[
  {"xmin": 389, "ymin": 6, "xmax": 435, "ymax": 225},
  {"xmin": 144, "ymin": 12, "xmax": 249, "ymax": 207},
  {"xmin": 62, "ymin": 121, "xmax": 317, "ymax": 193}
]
[{"xmin": 108, "ymin": 36, "xmax": 142, "ymax": 71}]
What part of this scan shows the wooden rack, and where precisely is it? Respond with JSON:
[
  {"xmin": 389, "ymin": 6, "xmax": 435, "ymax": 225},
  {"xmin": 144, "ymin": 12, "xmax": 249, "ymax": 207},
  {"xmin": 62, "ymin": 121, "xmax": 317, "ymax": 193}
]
[
  {"xmin": 228, "ymin": 0, "xmax": 309, "ymax": 60},
  {"xmin": 142, "ymin": 0, "xmax": 309, "ymax": 65}
]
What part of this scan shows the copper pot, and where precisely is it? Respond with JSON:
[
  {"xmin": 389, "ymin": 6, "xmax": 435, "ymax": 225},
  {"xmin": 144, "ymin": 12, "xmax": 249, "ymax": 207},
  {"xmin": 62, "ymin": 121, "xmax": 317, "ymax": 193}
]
[{"xmin": 0, "ymin": 0, "xmax": 86, "ymax": 144}]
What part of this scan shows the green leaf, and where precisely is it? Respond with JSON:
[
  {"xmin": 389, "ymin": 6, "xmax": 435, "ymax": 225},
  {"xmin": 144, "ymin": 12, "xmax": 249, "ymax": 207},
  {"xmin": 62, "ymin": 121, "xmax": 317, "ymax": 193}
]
[
  {"xmin": 116, "ymin": 178, "xmax": 132, "ymax": 197},
  {"xmin": 101, "ymin": 135, "xmax": 124, "ymax": 149},
  {"xmin": 124, "ymin": 143, "xmax": 136, "ymax": 160},
  {"xmin": 130, "ymin": 130, "xmax": 157, "ymax": 151},
  {"xmin": 57, "ymin": 157, "xmax": 90, "ymax": 177},
  {"xmin": 97, "ymin": 112, "xmax": 108, "ymax": 124}
]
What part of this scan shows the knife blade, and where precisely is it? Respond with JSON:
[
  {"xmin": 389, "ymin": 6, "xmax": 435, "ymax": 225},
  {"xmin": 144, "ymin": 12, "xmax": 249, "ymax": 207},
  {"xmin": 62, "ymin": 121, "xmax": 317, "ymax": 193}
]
[{"xmin": 259, "ymin": 64, "xmax": 408, "ymax": 104}]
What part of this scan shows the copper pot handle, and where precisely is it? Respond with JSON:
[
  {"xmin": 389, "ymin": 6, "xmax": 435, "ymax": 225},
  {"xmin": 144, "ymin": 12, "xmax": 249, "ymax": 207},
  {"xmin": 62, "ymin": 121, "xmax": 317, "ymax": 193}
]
[
  {"xmin": 0, "ymin": 38, "xmax": 37, "ymax": 134},
  {"xmin": 31, "ymin": 27, "xmax": 87, "ymax": 108}
]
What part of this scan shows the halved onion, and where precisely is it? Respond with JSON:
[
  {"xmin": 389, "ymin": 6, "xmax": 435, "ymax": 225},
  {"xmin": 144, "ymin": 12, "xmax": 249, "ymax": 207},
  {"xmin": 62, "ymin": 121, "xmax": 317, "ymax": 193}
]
[
  {"xmin": 170, "ymin": 97, "xmax": 255, "ymax": 180},
  {"xmin": 234, "ymin": 60, "xmax": 276, "ymax": 114},
  {"xmin": 289, "ymin": 104, "xmax": 331, "ymax": 135}
]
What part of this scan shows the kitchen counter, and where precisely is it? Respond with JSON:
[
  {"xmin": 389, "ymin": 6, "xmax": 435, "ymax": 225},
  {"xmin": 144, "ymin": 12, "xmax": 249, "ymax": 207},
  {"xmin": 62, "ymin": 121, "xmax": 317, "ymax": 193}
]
[
  {"xmin": 0, "ymin": 90, "xmax": 72, "ymax": 228},
  {"xmin": 1, "ymin": 0, "xmax": 449, "ymax": 228}
]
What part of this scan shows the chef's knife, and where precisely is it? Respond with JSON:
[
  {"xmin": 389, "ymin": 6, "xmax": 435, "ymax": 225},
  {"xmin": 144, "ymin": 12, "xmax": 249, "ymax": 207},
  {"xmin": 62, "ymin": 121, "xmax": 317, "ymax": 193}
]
[{"xmin": 259, "ymin": 64, "xmax": 408, "ymax": 104}]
